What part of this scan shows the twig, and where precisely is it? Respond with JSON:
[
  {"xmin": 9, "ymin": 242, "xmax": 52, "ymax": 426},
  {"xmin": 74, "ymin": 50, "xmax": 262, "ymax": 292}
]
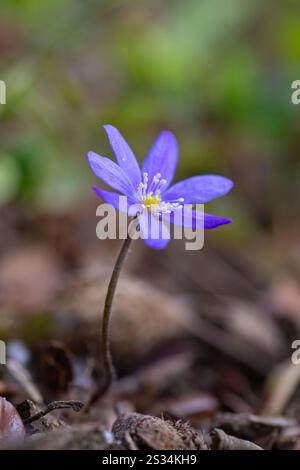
[{"xmin": 23, "ymin": 400, "xmax": 84, "ymax": 424}]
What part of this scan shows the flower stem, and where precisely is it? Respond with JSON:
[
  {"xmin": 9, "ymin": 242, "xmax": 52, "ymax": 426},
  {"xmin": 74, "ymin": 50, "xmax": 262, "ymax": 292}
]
[
  {"xmin": 101, "ymin": 235, "xmax": 133, "ymax": 389},
  {"xmin": 87, "ymin": 235, "xmax": 133, "ymax": 409}
]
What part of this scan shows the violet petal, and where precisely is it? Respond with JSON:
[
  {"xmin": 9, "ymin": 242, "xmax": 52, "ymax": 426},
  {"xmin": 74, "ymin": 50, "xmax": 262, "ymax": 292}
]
[
  {"xmin": 164, "ymin": 175, "xmax": 233, "ymax": 204},
  {"xmin": 87, "ymin": 151, "xmax": 136, "ymax": 196},
  {"xmin": 103, "ymin": 125, "xmax": 141, "ymax": 188},
  {"xmin": 142, "ymin": 131, "xmax": 178, "ymax": 190}
]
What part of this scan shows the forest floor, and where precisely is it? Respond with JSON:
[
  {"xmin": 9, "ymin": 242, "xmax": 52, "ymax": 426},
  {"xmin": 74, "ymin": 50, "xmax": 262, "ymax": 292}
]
[{"xmin": 1, "ymin": 204, "xmax": 300, "ymax": 450}]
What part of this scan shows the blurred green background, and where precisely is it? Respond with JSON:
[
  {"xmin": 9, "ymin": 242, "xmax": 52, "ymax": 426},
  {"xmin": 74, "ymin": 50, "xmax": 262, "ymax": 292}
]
[{"xmin": 0, "ymin": 0, "xmax": 300, "ymax": 260}]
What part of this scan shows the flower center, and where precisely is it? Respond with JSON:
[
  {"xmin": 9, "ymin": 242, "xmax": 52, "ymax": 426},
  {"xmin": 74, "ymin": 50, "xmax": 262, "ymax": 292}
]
[
  {"xmin": 144, "ymin": 193, "xmax": 161, "ymax": 207},
  {"xmin": 135, "ymin": 171, "xmax": 184, "ymax": 215}
]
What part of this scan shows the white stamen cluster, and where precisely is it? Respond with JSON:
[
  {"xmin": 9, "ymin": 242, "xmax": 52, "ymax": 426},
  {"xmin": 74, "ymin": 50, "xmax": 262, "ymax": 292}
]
[
  {"xmin": 136, "ymin": 172, "xmax": 184, "ymax": 216},
  {"xmin": 152, "ymin": 199, "xmax": 184, "ymax": 215},
  {"xmin": 136, "ymin": 172, "xmax": 167, "ymax": 200}
]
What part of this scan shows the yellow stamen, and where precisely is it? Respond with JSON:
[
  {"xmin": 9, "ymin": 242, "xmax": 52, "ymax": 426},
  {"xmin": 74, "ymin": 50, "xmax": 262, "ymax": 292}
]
[{"xmin": 144, "ymin": 193, "xmax": 161, "ymax": 208}]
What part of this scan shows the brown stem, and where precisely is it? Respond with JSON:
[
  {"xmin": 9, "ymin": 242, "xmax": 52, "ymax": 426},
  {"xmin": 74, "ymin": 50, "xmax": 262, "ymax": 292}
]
[
  {"xmin": 87, "ymin": 235, "xmax": 133, "ymax": 409},
  {"xmin": 101, "ymin": 236, "xmax": 133, "ymax": 390}
]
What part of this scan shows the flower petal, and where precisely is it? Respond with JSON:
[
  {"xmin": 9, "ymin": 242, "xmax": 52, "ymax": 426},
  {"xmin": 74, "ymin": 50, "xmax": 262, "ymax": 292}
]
[
  {"xmin": 202, "ymin": 212, "xmax": 232, "ymax": 229},
  {"xmin": 103, "ymin": 125, "xmax": 141, "ymax": 188},
  {"xmin": 142, "ymin": 131, "xmax": 178, "ymax": 190},
  {"xmin": 93, "ymin": 186, "xmax": 133, "ymax": 212},
  {"xmin": 163, "ymin": 207, "xmax": 232, "ymax": 229},
  {"xmin": 139, "ymin": 211, "xmax": 170, "ymax": 249},
  {"xmin": 164, "ymin": 175, "xmax": 233, "ymax": 204},
  {"xmin": 87, "ymin": 151, "xmax": 136, "ymax": 196}
]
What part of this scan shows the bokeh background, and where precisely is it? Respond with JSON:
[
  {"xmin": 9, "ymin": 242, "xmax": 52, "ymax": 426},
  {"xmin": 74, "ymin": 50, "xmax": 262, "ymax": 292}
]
[
  {"xmin": 1, "ymin": 0, "xmax": 300, "ymax": 433},
  {"xmin": 1, "ymin": 0, "xmax": 300, "ymax": 253}
]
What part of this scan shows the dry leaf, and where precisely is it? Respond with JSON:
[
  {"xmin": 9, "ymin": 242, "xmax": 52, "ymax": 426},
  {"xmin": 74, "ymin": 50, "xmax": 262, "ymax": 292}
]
[{"xmin": 113, "ymin": 412, "xmax": 206, "ymax": 450}]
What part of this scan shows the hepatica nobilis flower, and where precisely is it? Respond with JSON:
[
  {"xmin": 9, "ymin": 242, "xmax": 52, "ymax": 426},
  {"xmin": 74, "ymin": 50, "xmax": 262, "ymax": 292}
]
[
  {"xmin": 87, "ymin": 125, "xmax": 233, "ymax": 249},
  {"xmin": 86, "ymin": 125, "xmax": 233, "ymax": 406}
]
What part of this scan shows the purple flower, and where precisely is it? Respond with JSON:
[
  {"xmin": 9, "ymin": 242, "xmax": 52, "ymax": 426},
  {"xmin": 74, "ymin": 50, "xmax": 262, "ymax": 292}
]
[{"xmin": 87, "ymin": 125, "xmax": 233, "ymax": 249}]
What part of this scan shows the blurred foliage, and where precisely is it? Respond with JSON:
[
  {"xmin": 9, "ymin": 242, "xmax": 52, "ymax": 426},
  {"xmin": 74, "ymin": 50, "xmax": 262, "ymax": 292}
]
[{"xmin": 0, "ymin": 0, "xmax": 300, "ymax": 244}]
